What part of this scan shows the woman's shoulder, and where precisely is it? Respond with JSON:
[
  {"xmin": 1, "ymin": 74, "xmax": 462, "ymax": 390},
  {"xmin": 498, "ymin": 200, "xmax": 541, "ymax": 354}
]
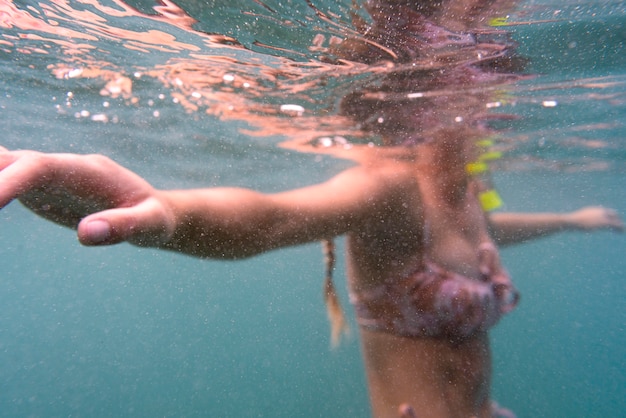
[{"xmin": 335, "ymin": 157, "xmax": 419, "ymax": 204}]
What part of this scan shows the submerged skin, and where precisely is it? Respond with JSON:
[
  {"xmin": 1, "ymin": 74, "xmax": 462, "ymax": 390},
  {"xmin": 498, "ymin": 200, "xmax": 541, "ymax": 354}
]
[
  {"xmin": 0, "ymin": 2, "xmax": 623, "ymax": 418},
  {"xmin": 0, "ymin": 144, "xmax": 622, "ymax": 418}
]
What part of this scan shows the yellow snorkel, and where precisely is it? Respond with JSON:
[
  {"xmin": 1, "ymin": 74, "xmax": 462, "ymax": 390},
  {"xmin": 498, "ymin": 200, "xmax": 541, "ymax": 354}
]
[{"xmin": 467, "ymin": 137, "xmax": 503, "ymax": 212}]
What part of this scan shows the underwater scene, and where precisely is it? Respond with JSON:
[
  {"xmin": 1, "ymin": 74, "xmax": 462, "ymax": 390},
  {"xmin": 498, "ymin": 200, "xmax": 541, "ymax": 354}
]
[{"xmin": 0, "ymin": 0, "xmax": 625, "ymax": 416}]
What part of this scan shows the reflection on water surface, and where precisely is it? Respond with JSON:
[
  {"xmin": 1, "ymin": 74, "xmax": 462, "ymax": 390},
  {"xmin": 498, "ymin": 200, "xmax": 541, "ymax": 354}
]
[{"xmin": 2, "ymin": 0, "xmax": 623, "ymax": 172}]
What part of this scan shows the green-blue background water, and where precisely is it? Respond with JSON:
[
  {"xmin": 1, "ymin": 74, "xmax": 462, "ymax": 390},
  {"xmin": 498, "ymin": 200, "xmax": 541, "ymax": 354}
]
[{"xmin": 1, "ymin": 0, "xmax": 625, "ymax": 416}]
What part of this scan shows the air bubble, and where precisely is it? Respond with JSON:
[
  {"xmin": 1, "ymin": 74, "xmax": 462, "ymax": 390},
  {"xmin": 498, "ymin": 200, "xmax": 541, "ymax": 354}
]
[
  {"xmin": 91, "ymin": 114, "xmax": 108, "ymax": 123},
  {"xmin": 66, "ymin": 68, "xmax": 83, "ymax": 78},
  {"xmin": 280, "ymin": 104, "xmax": 305, "ymax": 116}
]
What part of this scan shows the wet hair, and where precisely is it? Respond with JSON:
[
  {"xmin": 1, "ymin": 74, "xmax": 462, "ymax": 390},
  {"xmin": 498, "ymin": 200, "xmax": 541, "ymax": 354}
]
[{"xmin": 322, "ymin": 239, "xmax": 349, "ymax": 347}]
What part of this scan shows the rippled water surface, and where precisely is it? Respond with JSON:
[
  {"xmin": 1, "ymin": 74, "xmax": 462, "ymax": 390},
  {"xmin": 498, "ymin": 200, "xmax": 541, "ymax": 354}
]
[{"xmin": 1, "ymin": 1, "xmax": 624, "ymax": 417}]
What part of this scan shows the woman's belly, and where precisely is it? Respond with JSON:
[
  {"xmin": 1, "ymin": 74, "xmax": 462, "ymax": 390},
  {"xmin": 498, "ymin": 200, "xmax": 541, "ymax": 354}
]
[{"xmin": 359, "ymin": 328, "xmax": 492, "ymax": 418}]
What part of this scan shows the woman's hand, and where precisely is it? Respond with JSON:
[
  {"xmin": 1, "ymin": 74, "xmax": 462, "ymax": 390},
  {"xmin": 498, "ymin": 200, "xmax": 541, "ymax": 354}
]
[
  {"xmin": 0, "ymin": 147, "xmax": 176, "ymax": 247},
  {"xmin": 566, "ymin": 206, "xmax": 624, "ymax": 232}
]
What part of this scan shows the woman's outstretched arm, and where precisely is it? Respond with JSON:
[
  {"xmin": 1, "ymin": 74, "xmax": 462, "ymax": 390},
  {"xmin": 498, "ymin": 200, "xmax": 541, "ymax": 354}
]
[
  {"xmin": 157, "ymin": 165, "xmax": 398, "ymax": 258},
  {"xmin": 488, "ymin": 207, "xmax": 624, "ymax": 246},
  {"xmin": 0, "ymin": 147, "xmax": 409, "ymax": 259}
]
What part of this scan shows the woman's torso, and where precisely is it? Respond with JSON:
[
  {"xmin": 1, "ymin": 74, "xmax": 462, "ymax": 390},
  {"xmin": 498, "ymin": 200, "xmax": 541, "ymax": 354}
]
[{"xmin": 345, "ymin": 161, "xmax": 514, "ymax": 417}]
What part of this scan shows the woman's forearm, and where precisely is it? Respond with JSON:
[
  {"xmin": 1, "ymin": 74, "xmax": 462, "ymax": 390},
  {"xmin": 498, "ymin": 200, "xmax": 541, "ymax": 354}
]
[
  {"xmin": 159, "ymin": 188, "xmax": 288, "ymax": 259},
  {"xmin": 488, "ymin": 212, "xmax": 572, "ymax": 246},
  {"xmin": 158, "ymin": 183, "xmax": 361, "ymax": 259},
  {"xmin": 488, "ymin": 207, "xmax": 623, "ymax": 246}
]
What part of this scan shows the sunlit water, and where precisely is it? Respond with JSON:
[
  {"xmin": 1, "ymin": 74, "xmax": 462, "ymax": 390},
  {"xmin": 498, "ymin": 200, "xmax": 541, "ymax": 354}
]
[{"xmin": 0, "ymin": 0, "xmax": 625, "ymax": 417}]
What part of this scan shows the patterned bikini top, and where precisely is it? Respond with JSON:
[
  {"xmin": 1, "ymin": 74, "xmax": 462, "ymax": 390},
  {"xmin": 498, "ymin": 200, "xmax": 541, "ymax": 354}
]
[{"xmin": 349, "ymin": 242, "xmax": 519, "ymax": 340}]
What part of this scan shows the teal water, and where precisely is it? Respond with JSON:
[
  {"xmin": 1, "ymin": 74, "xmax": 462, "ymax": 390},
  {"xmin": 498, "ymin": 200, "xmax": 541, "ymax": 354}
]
[{"xmin": 1, "ymin": 0, "xmax": 625, "ymax": 417}]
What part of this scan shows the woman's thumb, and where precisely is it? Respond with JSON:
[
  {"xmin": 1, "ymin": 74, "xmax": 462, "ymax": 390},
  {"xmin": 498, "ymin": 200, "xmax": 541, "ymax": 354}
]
[{"xmin": 77, "ymin": 199, "xmax": 172, "ymax": 247}]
